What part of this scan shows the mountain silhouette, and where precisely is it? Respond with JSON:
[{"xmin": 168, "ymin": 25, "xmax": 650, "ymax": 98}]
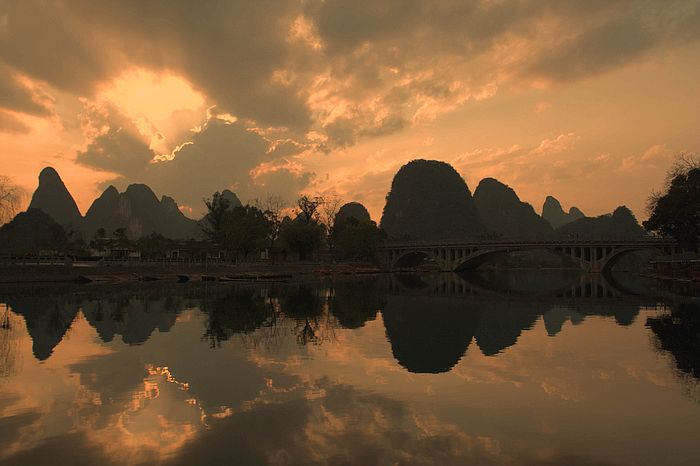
[
  {"xmin": 380, "ymin": 160, "xmax": 484, "ymax": 240},
  {"xmin": 542, "ymin": 196, "xmax": 585, "ymax": 229},
  {"xmin": 473, "ymin": 178, "xmax": 553, "ymax": 239},
  {"xmin": 221, "ymin": 189, "xmax": 243, "ymax": 209},
  {"xmin": 0, "ymin": 208, "xmax": 67, "ymax": 253},
  {"xmin": 335, "ymin": 202, "xmax": 371, "ymax": 225},
  {"xmin": 555, "ymin": 206, "xmax": 646, "ymax": 240},
  {"xmin": 28, "ymin": 167, "xmax": 81, "ymax": 227},
  {"xmin": 83, "ymin": 183, "xmax": 199, "ymax": 239}
]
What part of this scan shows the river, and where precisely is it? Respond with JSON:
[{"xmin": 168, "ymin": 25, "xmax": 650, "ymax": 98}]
[{"xmin": 0, "ymin": 270, "xmax": 698, "ymax": 465}]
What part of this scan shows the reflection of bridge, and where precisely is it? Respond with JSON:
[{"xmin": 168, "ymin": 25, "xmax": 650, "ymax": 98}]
[
  {"xmin": 380, "ymin": 239, "xmax": 682, "ymax": 273},
  {"xmin": 385, "ymin": 272, "xmax": 648, "ymax": 302}
]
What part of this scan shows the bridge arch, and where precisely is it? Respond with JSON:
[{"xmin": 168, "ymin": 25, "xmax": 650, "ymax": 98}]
[
  {"xmin": 381, "ymin": 239, "xmax": 682, "ymax": 273},
  {"xmin": 452, "ymin": 246, "xmax": 576, "ymax": 272},
  {"xmin": 391, "ymin": 249, "xmax": 445, "ymax": 270},
  {"xmin": 598, "ymin": 245, "xmax": 678, "ymax": 273}
]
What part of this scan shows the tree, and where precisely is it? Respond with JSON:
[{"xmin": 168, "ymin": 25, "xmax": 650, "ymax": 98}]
[
  {"xmin": 220, "ymin": 205, "xmax": 270, "ymax": 260},
  {"xmin": 296, "ymin": 195, "xmax": 324, "ymax": 225},
  {"xmin": 137, "ymin": 233, "xmax": 172, "ymax": 260},
  {"xmin": 202, "ymin": 191, "xmax": 232, "ymax": 242},
  {"xmin": 0, "ymin": 176, "xmax": 21, "ymax": 225},
  {"xmin": 320, "ymin": 194, "xmax": 342, "ymax": 253},
  {"xmin": 644, "ymin": 156, "xmax": 700, "ymax": 248},
  {"xmin": 280, "ymin": 219, "xmax": 324, "ymax": 261},
  {"xmin": 334, "ymin": 218, "xmax": 386, "ymax": 262},
  {"xmin": 255, "ymin": 194, "xmax": 286, "ymax": 257}
]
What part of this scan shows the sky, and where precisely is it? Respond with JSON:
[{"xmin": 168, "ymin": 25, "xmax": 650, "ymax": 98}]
[{"xmin": 1, "ymin": 0, "xmax": 699, "ymax": 221}]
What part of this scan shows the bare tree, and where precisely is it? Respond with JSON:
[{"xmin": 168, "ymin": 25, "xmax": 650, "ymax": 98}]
[
  {"xmin": 320, "ymin": 194, "xmax": 342, "ymax": 252},
  {"xmin": 296, "ymin": 195, "xmax": 324, "ymax": 225},
  {"xmin": 0, "ymin": 176, "xmax": 21, "ymax": 225},
  {"xmin": 254, "ymin": 194, "xmax": 286, "ymax": 258}
]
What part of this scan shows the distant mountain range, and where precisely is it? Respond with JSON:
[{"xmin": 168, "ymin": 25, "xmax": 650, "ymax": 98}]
[
  {"xmin": 379, "ymin": 159, "xmax": 644, "ymax": 241},
  {"xmin": 473, "ymin": 178, "xmax": 553, "ymax": 239},
  {"xmin": 380, "ymin": 159, "xmax": 485, "ymax": 240},
  {"xmin": 17, "ymin": 162, "xmax": 646, "ymax": 242},
  {"xmin": 542, "ymin": 195, "xmax": 585, "ymax": 229},
  {"xmin": 24, "ymin": 166, "xmax": 241, "ymax": 240}
]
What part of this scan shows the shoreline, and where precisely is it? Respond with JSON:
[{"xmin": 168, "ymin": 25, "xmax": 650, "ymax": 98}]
[{"xmin": 0, "ymin": 262, "xmax": 386, "ymax": 285}]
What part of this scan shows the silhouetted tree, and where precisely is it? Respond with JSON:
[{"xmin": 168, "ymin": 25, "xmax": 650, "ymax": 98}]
[
  {"xmin": 296, "ymin": 195, "xmax": 324, "ymax": 225},
  {"xmin": 255, "ymin": 194, "xmax": 286, "ymax": 260},
  {"xmin": 0, "ymin": 175, "xmax": 21, "ymax": 225},
  {"xmin": 202, "ymin": 191, "xmax": 232, "ymax": 242},
  {"xmin": 280, "ymin": 219, "xmax": 324, "ymax": 261},
  {"xmin": 320, "ymin": 194, "xmax": 342, "ymax": 252},
  {"xmin": 137, "ymin": 233, "xmax": 172, "ymax": 260},
  {"xmin": 644, "ymin": 154, "xmax": 700, "ymax": 248},
  {"xmin": 220, "ymin": 205, "xmax": 270, "ymax": 260},
  {"xmin": 334, "ymin": 217, "xmax": 386, "ymax": 262}
]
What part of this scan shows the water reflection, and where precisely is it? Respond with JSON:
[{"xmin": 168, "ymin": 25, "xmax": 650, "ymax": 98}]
[
  {"xmin": 0, "ymin": 271, "xmax": 688, "ymax": 369},
  {"xmin": 1, "ymin": 271, "xmax": 699, "ymax": 465}
]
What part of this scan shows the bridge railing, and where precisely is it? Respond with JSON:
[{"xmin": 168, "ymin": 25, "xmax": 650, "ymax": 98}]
[{"xmin": 379, "ymin": 238, "xmax": 678, "ymax": 249}]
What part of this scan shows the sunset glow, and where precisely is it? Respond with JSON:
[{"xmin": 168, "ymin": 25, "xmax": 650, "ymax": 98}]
[{"xmin": 1, "ymin": 1, "xmax": 699, "ymax": 219}]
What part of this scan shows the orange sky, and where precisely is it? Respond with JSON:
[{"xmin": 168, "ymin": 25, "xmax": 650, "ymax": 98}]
[{"xmin": 1, "ymin": 1, "xmax": 699, "ymax": 221}]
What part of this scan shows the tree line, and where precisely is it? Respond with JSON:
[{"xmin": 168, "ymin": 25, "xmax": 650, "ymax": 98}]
[{"xmin": 200, "ymin": 192, "xmax": 385, "ymax": 263}]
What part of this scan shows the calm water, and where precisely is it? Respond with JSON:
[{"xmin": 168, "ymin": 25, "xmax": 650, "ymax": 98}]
[{"xmin": 0, "ymin": 271, "xmax": 699, "ymax": 466}]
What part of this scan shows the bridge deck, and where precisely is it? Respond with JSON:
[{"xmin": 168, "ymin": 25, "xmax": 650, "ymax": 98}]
[{"xmin": 380, "ymin": 239, "xmax": 677, "ymax": 250}]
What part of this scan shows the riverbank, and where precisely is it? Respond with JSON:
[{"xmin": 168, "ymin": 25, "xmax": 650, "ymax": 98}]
[{"xmin": 0, "ymin": 262, "xmax": 385, "ymax": 285}]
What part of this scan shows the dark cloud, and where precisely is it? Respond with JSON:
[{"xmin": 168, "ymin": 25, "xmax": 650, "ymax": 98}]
[
  {"xmin": 76, "ymin": 106, "xmax": 155, "ymax": 177},
  {"xmin": 3, "ymin": 0, "xmax": 698, "ymax": 136},
  {"xmin": 80, "ymin": 114, "xmax": 313, "ymax": 212},
  {"xmin": 0, "ymin": 64, "xmax": 52, "ymax": 117}
]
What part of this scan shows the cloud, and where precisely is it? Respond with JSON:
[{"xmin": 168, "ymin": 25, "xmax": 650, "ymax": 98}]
[
  {"xmin": 76, "ymin": 103, "xmax": 155, "ymax": 177},
  {"xmin": 530, "ymin": 133, "xmax": 580, "ymax": 156},
  {"xmin": 2, "ymin": 0, "xmax": 700, "ymax": 215},
  {"xmin": 0, "ymin": 109, "xmax": 30, "ymax": 134},
  {"xmin": 76, "ymin": 110, "xmax": 314, "ymax": 213},
  {"xmin": 3, "ymin": 0, "xmax": 699, "ymax": 147}
]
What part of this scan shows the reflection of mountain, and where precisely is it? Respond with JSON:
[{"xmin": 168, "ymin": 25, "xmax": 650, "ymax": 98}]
[
  {"xmin": 474, "ymin": 303, "xmax": 540, "ymax": 356},
  {"xmin": 542, "ymin": 307, "xmax": 584, "ymax": 336},
  {"xmin": 647, "ymin": 302, "xmax": 700, "ymax": 381},
  {"xmin": 381, "ymin": 272, "xmax": 651, "ymax": 370},
  {"xmin": 82, "ymin": 294, "xmax": 180, "ymax": 345},
  {"xmin": 330, "ymin": 278, "xmax": 384, "ymax": 329},
  {"xmin": 382, "ymin": 295, "xmax": 481, "ymax": 373},
  {"xmin": 5, "ymin": 295, "xmax": 79, "ymax": 360}
]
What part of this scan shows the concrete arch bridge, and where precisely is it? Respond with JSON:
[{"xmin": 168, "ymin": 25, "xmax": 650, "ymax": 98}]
[{"xmin": 380, "ymin": 239, "xmax": 682, "ymax": 273}]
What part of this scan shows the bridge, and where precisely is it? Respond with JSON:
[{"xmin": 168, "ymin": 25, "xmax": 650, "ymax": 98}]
[{"xmin": 379, "ymin": 239, "xmax": 682, "ymax": 273}]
